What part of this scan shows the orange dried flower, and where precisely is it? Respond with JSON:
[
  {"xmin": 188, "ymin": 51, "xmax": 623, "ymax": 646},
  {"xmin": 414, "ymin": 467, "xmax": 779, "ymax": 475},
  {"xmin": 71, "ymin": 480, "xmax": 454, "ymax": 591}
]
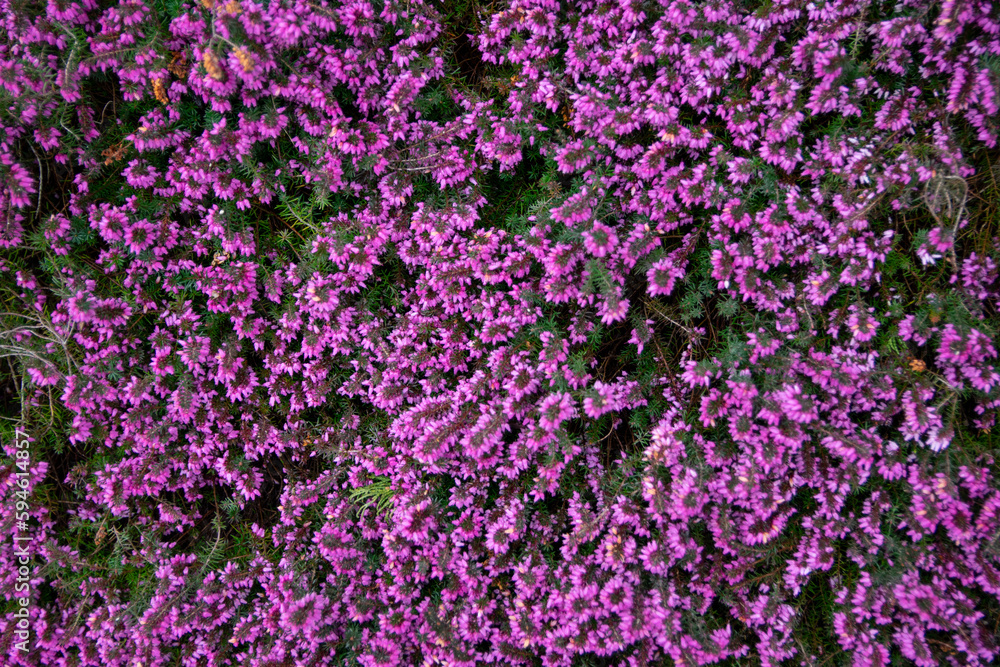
[
  {"xmin": 234, "ymin": 47, "xmax": 254, "ymax": 73},
  {"xmin": 224, "ymin": 0, "xmax": 241, "ymax": 14},
  {"xmin": 909, "ymin": 358, "xmax": 927, "ymax": 373},
  {"xmin": 203, "ymin": 50, "xmax": 225, "ymax": 81},
  {"xmin": 152, "ymin": 78, "xmax": 168, "ymax": 104},
  {"xmin": 200, "ymin": 0, "xmax": 215, "ymax": 8}
]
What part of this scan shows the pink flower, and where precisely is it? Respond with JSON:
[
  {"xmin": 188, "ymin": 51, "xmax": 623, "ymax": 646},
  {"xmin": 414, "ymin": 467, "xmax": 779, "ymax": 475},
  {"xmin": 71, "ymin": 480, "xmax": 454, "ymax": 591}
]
[
  {"xmin": 846, "ymin": 305, "xmax": 879, "ymax": 343},
  {"xmin": 583, "ymin": 222, "xmax": 619, "ymax": 257},
  {"xmin": 646, "ymin": 258, "xmax": 683, "ymax": 296},
  {"xmin": 599, "ymin": 296, "xmax": 630, "ymax": 324},
  {"xmin": 538, "ymin": 392, "xmax": 576, "ymax": 431}
]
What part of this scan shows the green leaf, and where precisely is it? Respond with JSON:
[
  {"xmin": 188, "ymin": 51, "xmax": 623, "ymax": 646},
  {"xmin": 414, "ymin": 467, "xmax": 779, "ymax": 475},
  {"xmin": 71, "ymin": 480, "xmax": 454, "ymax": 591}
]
[{"xmin": 349, "ymin": 476, "xmax": 397, "ymax": 516}]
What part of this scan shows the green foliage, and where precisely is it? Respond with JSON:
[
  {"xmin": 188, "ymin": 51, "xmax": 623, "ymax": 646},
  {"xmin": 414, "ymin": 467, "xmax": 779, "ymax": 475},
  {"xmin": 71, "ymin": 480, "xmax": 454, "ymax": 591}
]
[{"xmin": 349, "ymin": 476, "xmax": 397, "ymax": 516}]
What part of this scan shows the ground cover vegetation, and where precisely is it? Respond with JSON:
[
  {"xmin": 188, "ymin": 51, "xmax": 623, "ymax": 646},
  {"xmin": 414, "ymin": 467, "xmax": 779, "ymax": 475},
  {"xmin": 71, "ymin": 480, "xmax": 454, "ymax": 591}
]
[{"xmin": 2, "ymin": 0, "xmax": 1000, "ymax": 664}]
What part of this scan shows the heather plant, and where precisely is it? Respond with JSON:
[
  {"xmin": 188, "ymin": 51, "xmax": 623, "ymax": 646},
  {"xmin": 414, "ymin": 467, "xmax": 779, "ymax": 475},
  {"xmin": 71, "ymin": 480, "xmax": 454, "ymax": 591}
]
[{"xmin": 2, "ymin": 0, "xmax": 1000, "ymax": 665}]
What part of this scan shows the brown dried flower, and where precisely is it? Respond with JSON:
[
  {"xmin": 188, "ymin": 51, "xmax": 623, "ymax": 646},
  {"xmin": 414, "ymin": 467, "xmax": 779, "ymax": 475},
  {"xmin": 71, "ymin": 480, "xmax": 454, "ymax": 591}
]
[
  {"xmin": 909, "ymin": 358, "xmax": 927, "ymax": 373},
  {"xmin": 95, "ymin": 522, "xmax": 107, "ymax": 547},
  {"xmin": 101, "ymin": 142, "xmax": 126, "ymax": 166},
  {"xmin": 167, "ymin": 51, "xmax": 189, "ymax": 80},
  {"xmin": 561, "ymin": 103, "xmax": 574, "ymax": 127}
]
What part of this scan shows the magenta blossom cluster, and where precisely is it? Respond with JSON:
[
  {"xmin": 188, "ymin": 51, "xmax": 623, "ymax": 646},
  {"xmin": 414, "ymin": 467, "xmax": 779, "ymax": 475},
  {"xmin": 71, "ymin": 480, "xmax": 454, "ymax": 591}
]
[{"xmin": 2, "ymin": 0, "xmax": 1000, "ymax": 666}]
